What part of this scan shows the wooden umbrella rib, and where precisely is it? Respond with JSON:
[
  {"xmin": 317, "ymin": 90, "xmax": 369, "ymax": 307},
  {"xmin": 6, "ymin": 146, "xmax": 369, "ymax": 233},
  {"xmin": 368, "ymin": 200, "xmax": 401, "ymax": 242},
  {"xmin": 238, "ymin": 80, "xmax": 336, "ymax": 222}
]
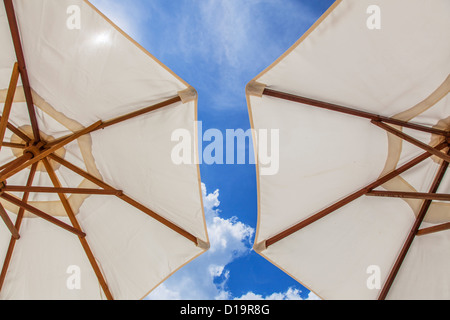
[
  {"xmin": 6, "ymin": 123, "xmax": 30, "ymax": 143},
  {"xmin": 367, "ymin": 191, "xmax": 450, "ymax": 201},
  {"xmin": 46, "ymin": 96, "xmax": 183, "ymax": 149},
  {"xmin": 3, "ymin": 186, "xmax": 122, "ymax": 196},
  {"xmin": 0, "ymin": 192, "xmax": 86, "ymax": 238},
  {"xmin": 0, "ymin": 63, "xmax": 20, "ymax": 153},
  {"xmin": 0, "ymin": 117, "xmax": 31, "ymax": 143},
  {"xmin": 371, "ymin": 120, "xmax": 450, "ymax": 163},
  {"xmin": 378, "ymin": 149, "xmax": 450, "ymax": 300},
  {"xmin": 263, "ymin": 88, "xmax": 450, "ymax": 137},
  {"xmin": 42, "ymin": 158, "xmax": 114, "ymax": 301},
  {"xmin": 0, "ymin": 152, "xmax": 33, "ymax": 177},
  {"xmin": 118, "ymin": 194, "xmax": 198, "ymax": 244},
  {"xmin": 0, "ymin": 158, "xmax": 20, "ymax": 172},
  {"xmin": 47, "ymin": 154, "xmax": 114, "ymax": 191},
  {"xmin": 96, "ymin": 96, "xmax": 182, "ymax": 131},
  {"xmin": 1, "ymin": 142, "xmax": 26, "ymax": 149},
  {"xmin": 3, "ymin": 0, "xmax": 40, "ymax": 142},
  {"xmin": 47, "ymin": 153, "xmax": 199, "ymax": 245},
  {"xmin": 0, "ymin": 163, "xmax": 37, "ymax": 293},
  {"xmin": 417, "ymin": 223, "xmax": 450, "ymax": 236},
  {"xmin": 265, "ymin": 142, "xmax": 449, "ymax": 248}
]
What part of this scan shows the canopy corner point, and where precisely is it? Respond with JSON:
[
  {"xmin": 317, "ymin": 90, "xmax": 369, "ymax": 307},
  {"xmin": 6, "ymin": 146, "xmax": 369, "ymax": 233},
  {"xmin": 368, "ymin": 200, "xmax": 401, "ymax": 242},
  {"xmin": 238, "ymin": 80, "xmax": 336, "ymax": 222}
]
[
  {"xmin": 178, "ymin": 86, "xmax": 198, "ymax": 104},
  {"xmin": 246, "ymin": 81, "xmax": 267, "ymax": 98},
  {"xmin": 253, "ymin": 240, "xmax": 267, "ymax": 253},
  {"xmin": 196, "ymin": 238, "xmax": 210, "ymax": 250}
]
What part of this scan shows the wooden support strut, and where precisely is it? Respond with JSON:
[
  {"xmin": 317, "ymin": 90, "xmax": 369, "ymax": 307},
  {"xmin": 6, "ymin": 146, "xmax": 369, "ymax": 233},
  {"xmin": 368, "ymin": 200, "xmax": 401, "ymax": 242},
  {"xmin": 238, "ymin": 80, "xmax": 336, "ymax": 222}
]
[
  {"xmin": 264, "ymin": 142, "xmax": 449, "ymax": 248},
  {"xmin": 0, "ymin": 192, "xmax": 86, "ymax": 238},
  {"xmin": 0, "ymin": 116, "xmax": 31, "ymax": 144},
  {"xmin": 0, "ymin": 202, "xmax": 20, "ymax": 239},
  {"xmin": 378, "ymin": 148, "xmax": 450, "ymax": 300},
  {"xmin": 371, "ymin": 120, "xmax": 450, "ymax": 163},
  {"xmin": 47, "ymin": 153, "xmax": 200, "ymax": 246},
  {"xmin": 0, "ymin": 163, "xmax": 37, "ymax": 293},
  {"xmin": 42, "ymin": 158, "xmax": 114, "ymax": 301}
]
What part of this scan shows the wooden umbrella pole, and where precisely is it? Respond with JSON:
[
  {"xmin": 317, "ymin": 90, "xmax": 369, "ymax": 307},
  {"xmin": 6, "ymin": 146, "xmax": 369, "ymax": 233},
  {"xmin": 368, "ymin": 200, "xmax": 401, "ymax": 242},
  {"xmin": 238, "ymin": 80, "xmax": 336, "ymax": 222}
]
[
  {"xmin": 378, "ymin": 149, "xmax": 450, "ymax": 300},
  {"xmin": 42, "ymin": 158, "xmax": 114, "ymax": 301},
  {"xmin": 265, "ymin": 142, "xmax": 449, "ymax": 248},
  {"xmin": 0, "ymin": 163, "xmax": 37, "ymax": 293},
  {"xmin": 0, "ymin": 63, "xmax": 20, "ymax": 153}
]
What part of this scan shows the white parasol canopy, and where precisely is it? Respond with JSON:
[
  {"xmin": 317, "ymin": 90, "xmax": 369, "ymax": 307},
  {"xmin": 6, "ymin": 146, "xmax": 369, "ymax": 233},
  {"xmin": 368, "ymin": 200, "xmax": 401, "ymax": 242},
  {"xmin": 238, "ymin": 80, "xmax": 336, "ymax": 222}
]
[
  {"xmin": 247, "ymin": 0, "xmax": 449, "ymax": 300},
  {"xmin": 0, "ymin": 0, "xmax": 208, "ymax": 300}
]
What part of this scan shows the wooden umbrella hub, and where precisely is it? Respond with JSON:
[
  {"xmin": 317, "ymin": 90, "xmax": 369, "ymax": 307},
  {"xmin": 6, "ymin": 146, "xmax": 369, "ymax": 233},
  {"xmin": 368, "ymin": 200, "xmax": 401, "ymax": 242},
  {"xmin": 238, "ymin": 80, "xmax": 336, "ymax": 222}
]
[{"xmin": 22, "ymin": 140, "xmax": 45, "ymax": 158}]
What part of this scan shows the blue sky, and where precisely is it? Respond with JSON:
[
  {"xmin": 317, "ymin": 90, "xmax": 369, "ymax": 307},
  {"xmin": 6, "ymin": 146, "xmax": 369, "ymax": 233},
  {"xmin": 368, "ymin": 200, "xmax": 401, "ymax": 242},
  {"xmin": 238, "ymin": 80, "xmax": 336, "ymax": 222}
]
[{"xmin": 90, "ymin": 0, "xmax": 335, "ymax": 300}]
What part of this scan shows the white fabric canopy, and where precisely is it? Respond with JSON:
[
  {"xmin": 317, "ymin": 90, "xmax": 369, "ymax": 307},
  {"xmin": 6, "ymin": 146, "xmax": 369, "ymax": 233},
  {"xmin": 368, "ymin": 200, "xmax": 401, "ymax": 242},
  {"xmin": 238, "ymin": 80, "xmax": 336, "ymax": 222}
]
[
  {"xmin": 248, "ymin": 0, "xmax": 449, "ymax": 300},
  {"xmin": 0, "ymin": 0, "xmax": 208, "ymax": 300}
]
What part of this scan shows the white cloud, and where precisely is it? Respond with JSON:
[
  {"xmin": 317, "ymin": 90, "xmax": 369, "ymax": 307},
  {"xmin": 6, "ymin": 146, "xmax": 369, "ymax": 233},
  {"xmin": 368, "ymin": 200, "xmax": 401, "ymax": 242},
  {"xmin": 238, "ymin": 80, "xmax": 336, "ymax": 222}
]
[
  {"xmin": 147, "ymin": 183, "xmax": 319, "ymax": 301},
  {"xmin": 235, "ymin": 288, "xmax": 321, "ymax": 301},
  {"xmin": 147, "ymin": 183, "xmax": 254, "ymax": 300},
  {"xmin": 236, "ymin": 288, "xmax": 302, "ymax": 301},
  {"xmin": 306, "ymin": 292, "xmax": 321, "ymax": 300}
]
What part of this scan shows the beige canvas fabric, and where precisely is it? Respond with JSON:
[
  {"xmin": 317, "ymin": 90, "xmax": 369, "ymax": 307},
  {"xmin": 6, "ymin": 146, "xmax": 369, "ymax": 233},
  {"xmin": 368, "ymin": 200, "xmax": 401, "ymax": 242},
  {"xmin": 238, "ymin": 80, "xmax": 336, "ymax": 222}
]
[
  {"xmin": 0, "ymin": 0, "xmax": 208, "ymax": 300},
  {"xmin": 247, "ymin": 0, "xmax": 449, "ymax": 300}
]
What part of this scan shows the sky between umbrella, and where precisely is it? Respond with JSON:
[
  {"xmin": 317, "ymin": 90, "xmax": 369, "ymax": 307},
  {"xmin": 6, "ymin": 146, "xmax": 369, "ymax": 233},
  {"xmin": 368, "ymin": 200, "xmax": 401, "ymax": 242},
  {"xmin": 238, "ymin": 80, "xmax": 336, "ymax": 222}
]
[{"xmin": 89, "ymin": 0, "xmax": 335, "ymax": 300}]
